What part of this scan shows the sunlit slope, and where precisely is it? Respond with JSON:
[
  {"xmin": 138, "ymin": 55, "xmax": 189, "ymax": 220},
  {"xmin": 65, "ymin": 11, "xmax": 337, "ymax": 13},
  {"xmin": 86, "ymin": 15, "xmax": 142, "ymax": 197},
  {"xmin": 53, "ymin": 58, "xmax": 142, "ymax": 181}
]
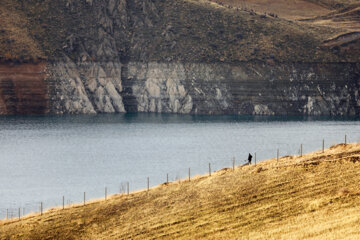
[
  {"xmin": 1, "ymin": 143, "xmax": 360, "ymax": 239},
  {"xmin": 209, "ymin": 0, "xmax": 360, "ymax": 32}
]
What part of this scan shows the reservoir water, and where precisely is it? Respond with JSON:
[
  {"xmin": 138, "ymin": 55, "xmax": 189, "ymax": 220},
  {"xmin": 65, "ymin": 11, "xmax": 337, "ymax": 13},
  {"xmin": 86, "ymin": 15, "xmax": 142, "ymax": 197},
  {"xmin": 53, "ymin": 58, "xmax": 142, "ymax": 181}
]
[{"xmin": 0, "ymin": 113, "xmax": 359, "ymax": 219}]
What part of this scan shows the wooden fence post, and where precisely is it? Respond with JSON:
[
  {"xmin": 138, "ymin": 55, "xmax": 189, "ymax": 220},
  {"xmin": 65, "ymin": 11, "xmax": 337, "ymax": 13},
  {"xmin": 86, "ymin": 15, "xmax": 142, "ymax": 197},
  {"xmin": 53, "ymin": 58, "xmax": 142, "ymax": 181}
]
[
  {"xmin": 300, "ymin": 144, "xmax": 303, "ymax": 157},
  {"xmin": 167, "ymin": 173, "xmax": 169, "ymax": 184},
  {"xmin": 40, "ymin": 202, "xmax": 43, "ymax": 216},
  {"xmin": 18, "ymin": 208, "xmax": 20, "ymax": 220},
  {"xmin": 6, "ymin": 209, "xmax": 8, "ymax": 220},
  {"xmin": 83, "ymin": 192, "xmax": 86, "ymax": 206},
  {"xmin": 322, "ymin": 139, "xmax": 325, "ymax": 153},
  {"xmin": 232, "ymin": 157, "xmax": 235, "ymax": 171},
  {"xmin": 23, "ymin": 208, "xmax": 24, "ymax": 217},
  {"xmin": 277, "ymin": 149, "xmax": 279, "ymax": 161},
  {"xmin": 127, "ymin": 182, "xmax": 129, "ymax": 195},
  {"xmin": 188, "ymin": 168, "xmax": 191, "ymax": 182},
  {"xmin": 147, "ymin": 177, "xmax": 149, "ymax": 191},
  {"xmin": 209, "ymin": 163, "xmax": 211, "ymax": 176},
  {"xmin": 255, "ymin": 152, "xmax": 257, "ymax": 166},
  {"xmin": 105, "ymin": 187, "xmax": 107, "ymax": 201},
  {"xmin": 345, "ymin": 134, "xmax": 347, "ymax": 145},
  {"xmin": 62, "ymin": 196, "xmax": 65, "ymax": 210}
]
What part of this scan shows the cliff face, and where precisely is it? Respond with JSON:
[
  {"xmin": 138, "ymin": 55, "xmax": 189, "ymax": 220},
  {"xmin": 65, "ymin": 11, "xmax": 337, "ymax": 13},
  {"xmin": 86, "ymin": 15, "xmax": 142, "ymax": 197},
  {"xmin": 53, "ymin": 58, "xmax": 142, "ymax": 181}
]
[
  {"xmin": 48, "ymin": 61, "xmax": 360, "ymax": 115},
  {"xmin": 0, "ymin": 0, "xmax": 359, "ymax": 115}
]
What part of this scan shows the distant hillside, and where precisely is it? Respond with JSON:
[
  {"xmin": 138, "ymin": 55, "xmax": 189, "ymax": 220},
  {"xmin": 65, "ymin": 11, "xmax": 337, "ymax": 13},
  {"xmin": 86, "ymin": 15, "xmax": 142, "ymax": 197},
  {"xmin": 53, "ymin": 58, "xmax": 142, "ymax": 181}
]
[
  {"xmin": 0, "ymin": 0, "xmax": 359, "ymax": 116},
  {"xmin": 1, "ymin": 143, "xmax": 360, "ymax": 239},
  {"xmin": 0, "ymin": 0, "xmax": 359, "ymax": 63}
]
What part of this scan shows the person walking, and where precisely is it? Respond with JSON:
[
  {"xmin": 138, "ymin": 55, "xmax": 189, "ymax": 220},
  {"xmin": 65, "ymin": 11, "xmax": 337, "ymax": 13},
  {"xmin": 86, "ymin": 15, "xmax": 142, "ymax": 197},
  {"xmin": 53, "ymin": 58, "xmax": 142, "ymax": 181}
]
[{"xmin": 248, "ymin": 153, "xmax": 253, "ymax": 164}]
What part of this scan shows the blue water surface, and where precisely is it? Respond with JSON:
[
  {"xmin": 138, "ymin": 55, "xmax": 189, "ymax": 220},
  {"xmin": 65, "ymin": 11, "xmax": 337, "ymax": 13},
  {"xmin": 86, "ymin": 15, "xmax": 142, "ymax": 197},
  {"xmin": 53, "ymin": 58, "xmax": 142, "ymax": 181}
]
[{"xmin": 0, "ymin": 113, "xmax": 359, "ymax": 219}]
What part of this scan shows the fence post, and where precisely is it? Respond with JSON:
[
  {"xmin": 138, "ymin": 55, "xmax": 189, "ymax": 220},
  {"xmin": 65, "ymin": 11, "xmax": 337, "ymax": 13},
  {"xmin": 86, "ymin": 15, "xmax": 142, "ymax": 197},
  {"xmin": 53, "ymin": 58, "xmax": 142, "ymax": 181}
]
[
  {"xmin": 18, "ymin": 208, "xmax": 20, "ymax": 220},
  {"xmin": 166, "ymin": 173, "xmax": 169, "ymax": 184},
  {"xmin": 23, "ymin": 208, "xmax": 24, "ymax": 217},
  {"xmin": 6, "ymin": 209, "xmax": 8, "ymax": 220},
  {"xmin": 345, "ymin": 134, "xmax": 347, "ymax": 145},
  {"xmin": 209, "ymin": 163, "xmax": 211, "ymax": 176},
  {"xmin": 62, "ymin": 196, "xmax": 65, "ymax": 210},
  {"xmin": 322, "ymin": 139, "xmax": 325, "ymax": 153},
  {"xmin": 188, "ymin": 168, "xmax": 191, "ymax": 182},
  {"xmin": 127, "ymin": 182, "xmax": 129, "ymax": 195},
  {"xmin": 83, "ymin": 192, "xmax": 86, "ymax": 206},
  {"xmin": 277, "ymin": 149, "xmax": 279, "ymax": 161},
  {"xmin": 40, "ymin": 202, "xmax": 43, "ymax": 216},
  {"xmin": 300, "ymin": 144, "xmax": 303, "ymax": 157},
  {"xmin": 255, "ymin": 152, "xmax": 257, "ymax": 166},
  {"xmin": 232, "ymin": 157, "xmax": 235, "ymax": 171},
  {"xmin": 147, "ymin": 177, "xmax": 149, "ymax": 191},
  {"xmin": 105, "ymin": 187, "xmax": 107, "ymax": 201}
]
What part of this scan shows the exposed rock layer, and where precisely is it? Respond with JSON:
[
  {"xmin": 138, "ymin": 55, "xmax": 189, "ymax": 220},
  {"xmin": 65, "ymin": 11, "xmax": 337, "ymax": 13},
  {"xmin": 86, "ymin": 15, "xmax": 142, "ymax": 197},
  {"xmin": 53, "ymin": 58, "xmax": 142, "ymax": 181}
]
[
  {"xmin": 0, "ymin": 63, "xmax": 48, "ymax": 114},
  {"xmin": 48, "ymin": 61, "xmax": 360, "ymax": 116}
]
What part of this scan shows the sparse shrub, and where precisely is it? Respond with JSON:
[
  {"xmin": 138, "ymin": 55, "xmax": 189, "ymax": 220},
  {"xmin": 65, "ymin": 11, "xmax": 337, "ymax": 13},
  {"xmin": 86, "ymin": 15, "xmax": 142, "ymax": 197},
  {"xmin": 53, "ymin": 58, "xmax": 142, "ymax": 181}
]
[
  {"xmin": 4, "ymin": 52, "xmax": 12, "ymax": 60},
  {"xmin": 338, "ymin": 188, "xmax": 350, "ymax": 196},
  {"xmin": 210, "ymin": 43, "xmax": 218, "ymax": 49},
  {"xmin": 235, "ymin": 33, "xmax": 243, "ymax": 39}
]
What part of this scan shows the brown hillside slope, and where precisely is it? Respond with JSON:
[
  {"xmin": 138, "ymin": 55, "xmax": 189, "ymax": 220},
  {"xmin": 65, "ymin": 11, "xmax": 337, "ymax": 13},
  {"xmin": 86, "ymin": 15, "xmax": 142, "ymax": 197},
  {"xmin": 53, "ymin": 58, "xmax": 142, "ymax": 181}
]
[
  {"xmin": 1, "ymin": 143, "xmax": 360, "ymax": 239},
  {"xmin": 305, "ymin": 4, "xmax": 360, "ymax": 31},
  {"xmin": 209, "ymin": 0, "xmax": 332, "ymax": 20},
  {"xmin": 0, "ymin": 1, "xmax": 44, "ymax": 62},
  {"xmin": 210, "ymin": 0, "xmax": 360, "ymax": 32},
  {"xmin": 1, "ymin": 0, "xmax": 358, "ymax": 63},
  {"xmin": 304, "ymin": 0, "xmax": 359, "ymax": 9}
]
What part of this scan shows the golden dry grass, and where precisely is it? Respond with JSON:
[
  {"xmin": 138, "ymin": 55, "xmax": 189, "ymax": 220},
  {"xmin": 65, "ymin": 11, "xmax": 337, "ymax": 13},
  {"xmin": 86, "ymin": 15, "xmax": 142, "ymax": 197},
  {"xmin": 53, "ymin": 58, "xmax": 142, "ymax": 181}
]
[
  {"xmin": 0, "ymin": 0, "xmax": 45, "ymax": 61},
  {"xmin": 1, "ymin": 143, "xmax": 360, "ymax": 239},
  {"xmin": 209, "ymin": 0, "xmax": 332, "ymax": 20},
  {"xmin": 208, "ymin": 0, "xmax": 360, "ymax": 32}
]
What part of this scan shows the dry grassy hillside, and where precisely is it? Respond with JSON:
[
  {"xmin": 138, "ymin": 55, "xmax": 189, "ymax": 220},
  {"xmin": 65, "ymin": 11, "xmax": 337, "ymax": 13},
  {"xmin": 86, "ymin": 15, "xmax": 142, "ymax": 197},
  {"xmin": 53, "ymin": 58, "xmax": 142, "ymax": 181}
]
[
  {"xmin": 0, "ymin": 1, "xmax": 45, "ymax": 62},
  {"xmin": 210, "ymin": 0, "xmax": 360, "ymax": 31},
  {"xmin": 209, "ymin": 0, "xmax": 332, "ymax": 19},
  {"xmin": 305, "ymin": 0, "xmax": 359, "ymax": 9},
  {"xmin": 1, "ymin": 143, "xmax": 360, "ymax": 239},
  {"xmin": 1, "ymin": 0, "xmax": 359, "ymax": 63}
]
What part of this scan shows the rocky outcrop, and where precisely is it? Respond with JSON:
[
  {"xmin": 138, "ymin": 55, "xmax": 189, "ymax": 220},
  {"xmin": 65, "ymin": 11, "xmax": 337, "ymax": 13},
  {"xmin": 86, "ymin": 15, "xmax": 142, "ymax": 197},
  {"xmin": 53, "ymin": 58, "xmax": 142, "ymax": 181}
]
[
  {"xmin": 48, "ymin": 60, "xmax": 360, "ymax": 116},
  {"xmin": 48, "ymin": 60, "xmax": 125, "ymax": 114}
]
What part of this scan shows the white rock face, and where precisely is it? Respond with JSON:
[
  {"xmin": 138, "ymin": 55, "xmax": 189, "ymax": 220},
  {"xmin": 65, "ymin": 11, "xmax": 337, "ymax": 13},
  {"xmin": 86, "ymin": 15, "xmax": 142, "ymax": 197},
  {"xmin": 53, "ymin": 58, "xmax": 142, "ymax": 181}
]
[
  {"xmin": 129, "ymin": 62, "xmax": 193, "ymax": 113},
  {"xmin": 305, "ymin": 96, "xmax": 314, "ymax": 114},
  {"xmin": 48, "ymin": 61, "xmax": 96, "ymax": 114},
  {"xmin": 253, "ymin": 105, "xmax": 274, "ymax": 115},
  {"xmin": 48, "ymin": 60, "xmax": 359, "ymax": 116},
  {"xmin": 48, "ymin": 61, "xmax": 125, "ymax": 114}
]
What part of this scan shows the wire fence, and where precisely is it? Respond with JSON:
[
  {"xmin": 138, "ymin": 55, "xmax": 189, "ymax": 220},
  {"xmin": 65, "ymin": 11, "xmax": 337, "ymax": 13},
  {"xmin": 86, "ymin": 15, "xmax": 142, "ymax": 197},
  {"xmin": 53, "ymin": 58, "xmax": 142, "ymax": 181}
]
[{"xmin": 0, "ymin": 134, "xmax": 356, "ymax": 221}]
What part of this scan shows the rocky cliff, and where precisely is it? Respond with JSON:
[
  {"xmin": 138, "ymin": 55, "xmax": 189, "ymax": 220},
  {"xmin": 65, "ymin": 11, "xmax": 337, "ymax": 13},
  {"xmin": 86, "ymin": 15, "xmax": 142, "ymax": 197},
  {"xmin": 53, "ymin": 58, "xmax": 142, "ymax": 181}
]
[
  {"xmin": 0, "ymin": 0, "xmax": 359, "ymax": 115},
  {"xmin": 48, "ymin": 61, "xmax": 360, "ymax": 115}
]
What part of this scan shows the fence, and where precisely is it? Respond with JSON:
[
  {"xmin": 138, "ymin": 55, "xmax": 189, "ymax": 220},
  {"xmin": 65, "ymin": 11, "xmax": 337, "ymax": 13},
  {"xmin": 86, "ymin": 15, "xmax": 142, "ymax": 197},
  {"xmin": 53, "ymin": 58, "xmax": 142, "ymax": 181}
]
[{"xmin": 1, "ymin": 134, "xmax": 355, "ymax": 221}]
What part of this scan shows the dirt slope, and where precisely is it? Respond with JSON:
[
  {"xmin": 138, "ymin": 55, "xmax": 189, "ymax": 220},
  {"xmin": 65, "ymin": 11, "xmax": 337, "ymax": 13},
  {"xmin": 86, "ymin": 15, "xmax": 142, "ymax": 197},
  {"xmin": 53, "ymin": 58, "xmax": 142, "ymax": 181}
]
[{"xmin": 1, "ymin": 143, "xmax": 360, "ymax": 239}]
